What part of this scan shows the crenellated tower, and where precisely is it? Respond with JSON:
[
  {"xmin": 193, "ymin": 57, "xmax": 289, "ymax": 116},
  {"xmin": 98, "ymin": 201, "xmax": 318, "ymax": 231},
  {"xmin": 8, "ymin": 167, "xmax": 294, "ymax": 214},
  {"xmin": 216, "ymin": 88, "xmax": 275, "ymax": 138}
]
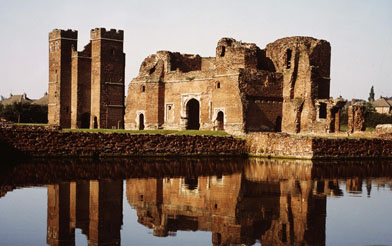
[
  {"xmin": 90, "ymin": 28, "xmax": 125, "ymax": 129},
  {"xmin": 48, "ymin": 29, "xmax": 78, "ymax": 128}
]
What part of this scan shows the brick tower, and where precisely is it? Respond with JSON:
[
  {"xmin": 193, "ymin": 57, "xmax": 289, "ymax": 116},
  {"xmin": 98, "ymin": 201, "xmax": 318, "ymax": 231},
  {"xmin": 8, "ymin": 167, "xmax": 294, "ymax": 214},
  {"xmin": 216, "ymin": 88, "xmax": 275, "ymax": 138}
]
[
  {"xmin": 90, "ymin": 28, "xmax": 125, "ymax": 129},
  {"xmin": 48, "ymin": 29, "xmax": 78, "ymax": 128}
]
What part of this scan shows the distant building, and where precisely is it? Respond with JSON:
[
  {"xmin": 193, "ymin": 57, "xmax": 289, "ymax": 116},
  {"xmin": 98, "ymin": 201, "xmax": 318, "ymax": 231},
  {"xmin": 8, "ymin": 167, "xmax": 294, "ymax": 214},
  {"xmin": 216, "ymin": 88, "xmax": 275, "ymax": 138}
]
[
  {"xmin": 0, "ymin": 93, "xmax": 48, "ymax": 106},
  {"xmin": 0, "ymin": 93, "xmax": 33, "ymax": 105},
  {"xmin": 31, "ymin": 92, "xmax": 49, "ymax": 106},
  {"xmin": 372, "ymin": 97, "xmax": 392, "ymax": 114}
]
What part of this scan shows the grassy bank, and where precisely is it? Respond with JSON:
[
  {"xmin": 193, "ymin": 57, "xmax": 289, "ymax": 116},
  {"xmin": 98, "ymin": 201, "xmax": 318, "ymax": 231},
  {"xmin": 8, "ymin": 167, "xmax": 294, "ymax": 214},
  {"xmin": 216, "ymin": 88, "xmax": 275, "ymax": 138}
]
[{"xmin": 62, "ymin": 128, "xmax": 229, "ymax": 136}]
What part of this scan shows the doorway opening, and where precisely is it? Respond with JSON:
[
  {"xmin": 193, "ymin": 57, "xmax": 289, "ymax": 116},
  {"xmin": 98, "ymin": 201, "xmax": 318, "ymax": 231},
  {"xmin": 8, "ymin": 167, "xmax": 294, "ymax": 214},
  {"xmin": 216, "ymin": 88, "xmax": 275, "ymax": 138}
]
[
  {"xmin": 186, "ymin": 99, "xmax": 200, "ymax": 130},
  {"xmin": 139, "ymin": 113, "xmax": 145, "ymax": 130},
  {"xmin": 81, "ymin": 113, "xmax": 90, "ymax": 129},
  {"xmin": 216, "ymin": 111, "xmax": 224, "ymax": 130}
]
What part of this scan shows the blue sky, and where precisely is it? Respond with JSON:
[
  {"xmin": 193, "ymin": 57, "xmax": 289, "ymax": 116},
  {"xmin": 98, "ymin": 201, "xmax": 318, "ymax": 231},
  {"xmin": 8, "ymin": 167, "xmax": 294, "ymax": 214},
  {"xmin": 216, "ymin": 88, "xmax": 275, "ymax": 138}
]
[{"xmin": 0, "ymin": 0, "xmax": 391, "ymax": 100}]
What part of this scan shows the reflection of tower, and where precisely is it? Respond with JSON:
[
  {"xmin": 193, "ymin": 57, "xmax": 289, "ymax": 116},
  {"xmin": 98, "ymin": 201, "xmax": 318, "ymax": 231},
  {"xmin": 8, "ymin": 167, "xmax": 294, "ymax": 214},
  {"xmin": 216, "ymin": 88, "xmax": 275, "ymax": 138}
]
[
  {"xmin": 47, "ymin": 180, "xmax": 123, "ymax": 246},
  {"xmin": 89, "ymin": 180, "xmax": 123, "ymax": 246},
  {"xmin": 47, "ymin": 183, "xmax": 75, "ymax": 246}
]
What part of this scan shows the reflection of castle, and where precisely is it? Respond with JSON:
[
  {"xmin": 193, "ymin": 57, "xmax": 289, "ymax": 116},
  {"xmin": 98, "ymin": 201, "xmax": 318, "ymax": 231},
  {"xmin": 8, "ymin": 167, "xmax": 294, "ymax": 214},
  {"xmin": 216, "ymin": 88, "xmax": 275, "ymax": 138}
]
[
  {"xmin": 126, "ymin": 161, "xmax": 327, "ymax": 246},
  {"xmin": 46, "ymin": 180, "xmax": 123, "ymax": 246},
  {"xmin": 38, "ymin": 159, "xmax": 391, "ymax": 246}
]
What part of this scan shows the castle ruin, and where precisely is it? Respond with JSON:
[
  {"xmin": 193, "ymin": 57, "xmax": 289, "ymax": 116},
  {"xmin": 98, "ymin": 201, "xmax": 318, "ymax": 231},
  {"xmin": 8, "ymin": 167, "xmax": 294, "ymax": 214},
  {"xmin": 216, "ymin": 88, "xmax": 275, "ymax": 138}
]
[
  {"xmin": 48, "ymin": 28, "xmax": 125, "ymax": 129},
  {"xmin": 124, "ymin": 36, "xmax": 345, "ymax": 135},
  {"xmin": 48, "ymin": 28, "xmax": 344, "ymax": 135}
]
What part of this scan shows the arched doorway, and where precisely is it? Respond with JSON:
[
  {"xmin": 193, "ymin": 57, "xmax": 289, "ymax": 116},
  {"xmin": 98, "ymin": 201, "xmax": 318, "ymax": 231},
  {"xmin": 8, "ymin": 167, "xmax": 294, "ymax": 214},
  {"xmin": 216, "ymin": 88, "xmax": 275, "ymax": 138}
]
[
  {"xmin": 216, "ymin": 111, "xmax": 224, "ymax": 130},
  {"xmin": 81, "ymin": 113, "xmax": 90, "ymax": 129},
  {"xmin": 139, "ymin": 114, "xmax": 145, "ymax": 130},
  {"xmin": 186, "ymin": 99, "xmax": 200, "ymax": 130}
]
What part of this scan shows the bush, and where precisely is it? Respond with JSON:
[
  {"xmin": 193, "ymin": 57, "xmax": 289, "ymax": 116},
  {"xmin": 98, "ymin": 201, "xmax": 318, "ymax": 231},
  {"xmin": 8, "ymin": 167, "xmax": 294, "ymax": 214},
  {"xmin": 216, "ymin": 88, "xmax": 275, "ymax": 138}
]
[{"xmin": 365, "ymin": 111, "xmax": 392, "ymax": 128}]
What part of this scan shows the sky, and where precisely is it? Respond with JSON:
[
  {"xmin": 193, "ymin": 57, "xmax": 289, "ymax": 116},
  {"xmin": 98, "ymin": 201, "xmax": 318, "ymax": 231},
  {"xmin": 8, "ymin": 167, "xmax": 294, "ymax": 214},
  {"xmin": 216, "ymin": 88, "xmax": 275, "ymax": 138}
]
[{"xmin": 0, "ymin": 0, "xmax": 391, "ymax": 100}]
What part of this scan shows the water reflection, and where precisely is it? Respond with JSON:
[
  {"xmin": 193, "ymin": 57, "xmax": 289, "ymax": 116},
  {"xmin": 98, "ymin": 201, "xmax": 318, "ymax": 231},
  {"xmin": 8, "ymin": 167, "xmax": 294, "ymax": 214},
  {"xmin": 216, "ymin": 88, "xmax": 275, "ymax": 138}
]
[
  {"xmin": 0, "ymin": 158, "xmax": 392, "ymax": 246},
  {"xmin": 46, "ymin": 180, "xmax": 123, "ymax": 246},
  {"xmin": 127, "ymin": 161, "xmax": 326, "ymax": 246}
]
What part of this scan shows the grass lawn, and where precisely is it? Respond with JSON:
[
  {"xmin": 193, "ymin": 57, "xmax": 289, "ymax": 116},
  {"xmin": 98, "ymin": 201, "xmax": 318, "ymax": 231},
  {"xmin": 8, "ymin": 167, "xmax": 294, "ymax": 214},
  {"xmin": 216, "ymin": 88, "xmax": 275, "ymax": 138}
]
[
  {"xmin": 62, "ymin": 128, "xmax": 229, "ymax": 136},
  {"xmin": 14, "ymin": 123, "xmax": 47, "ymax": 126}
]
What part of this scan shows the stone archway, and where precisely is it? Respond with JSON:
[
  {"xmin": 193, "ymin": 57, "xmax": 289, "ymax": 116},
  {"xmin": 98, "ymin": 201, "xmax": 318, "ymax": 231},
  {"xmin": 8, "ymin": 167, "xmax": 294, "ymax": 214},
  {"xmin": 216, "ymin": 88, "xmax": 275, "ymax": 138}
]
[
  {"xmin": 186, "ymin": 99, "xmax": 200, "ymax": 130},
  {"xmin": 139, "ymin": 113, "xmax": 145, "ymax": 130},
  {"xmin": 216, "ymin": 111, "xmax": 224, "ymax": 130}
]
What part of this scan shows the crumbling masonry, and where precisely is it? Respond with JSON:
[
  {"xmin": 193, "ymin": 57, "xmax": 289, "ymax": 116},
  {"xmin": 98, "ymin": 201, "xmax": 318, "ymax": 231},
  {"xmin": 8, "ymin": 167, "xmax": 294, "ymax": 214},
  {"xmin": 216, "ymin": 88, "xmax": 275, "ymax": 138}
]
[
  {"xmin": 48, "ymin": 28, "xmax": 125, "ymax": 129},
  {"xmin": 125, "ymin": 36, "xmax": 345, "ymax": 135},
  {"xmin": 48, "ymin": 29, "xmax": 344, "ymax": 134}
]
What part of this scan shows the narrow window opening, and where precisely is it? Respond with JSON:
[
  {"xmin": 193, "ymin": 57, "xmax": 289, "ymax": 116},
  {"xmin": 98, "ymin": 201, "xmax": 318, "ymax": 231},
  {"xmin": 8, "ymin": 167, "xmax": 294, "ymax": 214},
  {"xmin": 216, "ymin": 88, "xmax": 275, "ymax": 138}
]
[
  {"xmin": 214, "ymin": 203, "xmax": 218, "ymax": 209},
  {"xmin": 220, "ymin": 46, "xmax": 226, "ymax": 57},
  {"xmin": 282, "ymin": 224, "xmax": 287, "ymax": 242},
  {"xmin": 319, "ymin": 103, "xmax": 327, "ymax": 119},
  {"xmin": 286, "ymin": 49, "xmax": 292, "ymax": 69},
  {"xmin": 216, "ymin": 82, "xmax": 221, "ymax": 89},
  {"xmin": 217, "ymin": 233, "xmax": 222, "ymax": 244},
  {"xmin": 141, "ymin": 85, "xmax": 145, "ymax": 92}
]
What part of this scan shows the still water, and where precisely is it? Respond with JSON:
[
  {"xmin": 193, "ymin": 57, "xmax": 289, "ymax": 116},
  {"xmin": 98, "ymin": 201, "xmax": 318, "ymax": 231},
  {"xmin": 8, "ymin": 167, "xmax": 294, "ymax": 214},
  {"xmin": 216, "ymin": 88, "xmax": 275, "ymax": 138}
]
[{"xmin": 0, "ymin": 158, "xmax": 391, "ymax": 246}]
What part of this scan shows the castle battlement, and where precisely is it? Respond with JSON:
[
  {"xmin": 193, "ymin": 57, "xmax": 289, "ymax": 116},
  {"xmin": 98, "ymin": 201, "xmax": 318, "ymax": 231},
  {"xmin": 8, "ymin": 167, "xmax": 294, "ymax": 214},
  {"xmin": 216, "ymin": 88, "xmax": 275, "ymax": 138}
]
[
  {"xmin": 49, "ymin": 29, "xmax": 78, "ymax": 41},
  {"xmin": 90, "ymin": 28, "xmax": 124, "ymax": 41}
]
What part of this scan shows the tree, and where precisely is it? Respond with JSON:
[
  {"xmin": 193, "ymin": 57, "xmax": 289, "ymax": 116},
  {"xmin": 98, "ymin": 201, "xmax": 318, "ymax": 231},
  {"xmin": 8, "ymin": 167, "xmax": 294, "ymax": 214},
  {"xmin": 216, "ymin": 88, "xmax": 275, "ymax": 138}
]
[{"xmin": 368, "ymin": 86, "xmax": 375, "ymax": 102}]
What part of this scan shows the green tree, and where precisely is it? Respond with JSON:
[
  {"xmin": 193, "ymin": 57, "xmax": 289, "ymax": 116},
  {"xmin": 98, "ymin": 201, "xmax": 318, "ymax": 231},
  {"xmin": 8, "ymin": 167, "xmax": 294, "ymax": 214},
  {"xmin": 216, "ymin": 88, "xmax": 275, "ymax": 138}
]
[{"xmin": 368, "ymin": 86, "xmax": 375, "ymax": 102}]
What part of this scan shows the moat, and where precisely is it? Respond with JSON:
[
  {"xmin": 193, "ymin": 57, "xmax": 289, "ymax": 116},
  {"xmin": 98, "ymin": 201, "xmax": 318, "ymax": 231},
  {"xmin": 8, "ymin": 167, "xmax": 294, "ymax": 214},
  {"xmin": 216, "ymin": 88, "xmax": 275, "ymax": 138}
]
[{"xmin": 0, "ymin": 158, "xmax": 391, "ymax": 246}]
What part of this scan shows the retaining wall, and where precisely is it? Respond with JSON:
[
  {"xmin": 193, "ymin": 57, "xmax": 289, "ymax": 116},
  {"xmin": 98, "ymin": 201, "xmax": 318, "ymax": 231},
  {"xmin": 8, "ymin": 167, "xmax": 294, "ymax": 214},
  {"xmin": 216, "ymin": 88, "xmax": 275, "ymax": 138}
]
[
  {"xmin": 246, "ymin": 132, "xmax": 392, "ymax": 159},
  {"xmin": 1, "ymin": 126, "xmax": 392, "ymax": 159},
  {"xmin": 0, "ymin": 126, "xmax": 246, "ymax": 157}
]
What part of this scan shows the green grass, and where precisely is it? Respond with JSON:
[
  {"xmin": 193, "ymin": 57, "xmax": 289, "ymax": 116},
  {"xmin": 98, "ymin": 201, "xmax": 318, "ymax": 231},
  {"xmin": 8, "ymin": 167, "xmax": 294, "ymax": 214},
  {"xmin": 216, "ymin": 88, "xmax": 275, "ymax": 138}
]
[
  {"xmin": 340, "ymin": 124, "xmax": 375, "ymax": 132},
  {"xmin": 14, "ymin": 123, "xmax": 47, "ymax": 126},
  {"xmin": 340, "ymin": 124, "xmax": 348, "ymax": 132},
  {"xmin": 171, "ymin": 130, "xmax": 229, "ymax": 136},
  {"xmin": 63, "ymin": 128, "xmax": 177, "ymax": 135},
  {"xmin": 62, "ymin": 128, "xmax": 229, "ymax": 136}
]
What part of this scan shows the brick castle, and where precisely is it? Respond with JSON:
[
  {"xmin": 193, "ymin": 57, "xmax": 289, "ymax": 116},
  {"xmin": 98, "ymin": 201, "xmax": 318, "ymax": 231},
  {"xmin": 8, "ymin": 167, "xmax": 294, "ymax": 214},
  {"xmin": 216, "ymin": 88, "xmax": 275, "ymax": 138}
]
[{"xmin": 49, "ymin": 28, "xmax": 346, "ymax": 135}]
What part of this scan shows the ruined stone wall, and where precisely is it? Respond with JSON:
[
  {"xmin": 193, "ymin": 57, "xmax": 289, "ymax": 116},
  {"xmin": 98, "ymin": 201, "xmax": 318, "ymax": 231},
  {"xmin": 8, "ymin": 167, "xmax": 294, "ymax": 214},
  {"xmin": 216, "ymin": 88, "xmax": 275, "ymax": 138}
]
[
  {"xmin": 240, "ymin": 70, "xmax": 283, "ymax": 132},
  {"xmin": 347, "ymin": 105, "xmax": 365, "ymax": 133},
  {"xmin": 125, "ymin": 49, "xmax": 245, "ymax": 134},
  {"xmin": 266, "ymin": 37, "xmax": 331, "ymax": 134},
  {"xmin": 0, "ymin": 126, "xmax": 245, "ymax": 157},
  {"xmin": 247, "ymin": 132, "xmax": 392, "ymax": 159},
  {"xmin": 169, "ymin": 53, "xmax": 201, "ymax": 72},
  {"xmin": 48, "ymin": 29, "xmax": 78, "ymax": 128},
  {"xmin": 246, "ymin": 132, "xmax": 314, "ymax": 159}
]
